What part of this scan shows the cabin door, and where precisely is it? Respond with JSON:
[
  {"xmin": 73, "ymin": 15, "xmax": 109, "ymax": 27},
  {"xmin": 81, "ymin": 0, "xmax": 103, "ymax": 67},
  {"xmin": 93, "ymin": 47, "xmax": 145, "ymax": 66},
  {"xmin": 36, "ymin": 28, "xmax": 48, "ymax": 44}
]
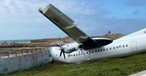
[{"xmin": 131, "ymin": 41, "xmax": 137, "ymax": 52}]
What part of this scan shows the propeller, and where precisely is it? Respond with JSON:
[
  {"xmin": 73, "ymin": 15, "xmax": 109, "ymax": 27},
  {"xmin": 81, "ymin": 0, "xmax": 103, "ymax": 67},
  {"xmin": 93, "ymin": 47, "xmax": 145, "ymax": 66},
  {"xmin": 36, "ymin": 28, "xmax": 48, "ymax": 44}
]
[
  {"xmin": 56, "ymin": 45, "xmax": 66, "ymax": 59},
  {"xmin": 58, "ymin": 37, "xmax": 66, "ymax": 59}
]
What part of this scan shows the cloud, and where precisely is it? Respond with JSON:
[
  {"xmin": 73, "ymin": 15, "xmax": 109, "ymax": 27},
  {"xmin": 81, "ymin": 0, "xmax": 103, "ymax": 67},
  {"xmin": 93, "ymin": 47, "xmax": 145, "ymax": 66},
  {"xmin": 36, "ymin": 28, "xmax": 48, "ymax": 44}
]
[
  {"xmin": 0, "ymin": 0, "xmax": 109, "ymax": 24},
  {"xmin": 46, "ymin": 0, "xmax": 94, "ymax": 15},
  {"xmin": 0, "ymin": 0, "xmax": 43, "ymax": 19},
  {"xmin": 46, "ymin": 0, "xmax": 109, "ymax": 17}
]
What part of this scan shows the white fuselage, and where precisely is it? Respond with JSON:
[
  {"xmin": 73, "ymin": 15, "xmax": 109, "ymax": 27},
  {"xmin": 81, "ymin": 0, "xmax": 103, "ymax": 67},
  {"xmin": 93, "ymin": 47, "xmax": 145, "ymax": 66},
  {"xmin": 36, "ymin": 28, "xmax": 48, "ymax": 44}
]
[{"xmin": 50, "ymin": 28, "xmax": 146, "ymax": 63}]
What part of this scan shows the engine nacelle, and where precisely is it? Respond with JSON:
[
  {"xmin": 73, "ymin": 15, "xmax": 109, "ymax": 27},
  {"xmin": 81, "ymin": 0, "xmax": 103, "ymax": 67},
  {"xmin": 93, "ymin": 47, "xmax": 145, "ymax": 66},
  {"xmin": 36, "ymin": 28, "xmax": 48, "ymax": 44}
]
[{"xmin": 62, "ymin": 42, "xmax": 79, "ymax": 53}]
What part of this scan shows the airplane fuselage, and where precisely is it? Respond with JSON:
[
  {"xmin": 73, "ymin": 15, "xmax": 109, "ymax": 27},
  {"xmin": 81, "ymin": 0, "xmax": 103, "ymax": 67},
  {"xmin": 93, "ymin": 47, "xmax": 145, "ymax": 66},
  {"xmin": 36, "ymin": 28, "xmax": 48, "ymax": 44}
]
[{"xmin": 50, "ymin": 30, "xmax": 146, "ymax": 63}]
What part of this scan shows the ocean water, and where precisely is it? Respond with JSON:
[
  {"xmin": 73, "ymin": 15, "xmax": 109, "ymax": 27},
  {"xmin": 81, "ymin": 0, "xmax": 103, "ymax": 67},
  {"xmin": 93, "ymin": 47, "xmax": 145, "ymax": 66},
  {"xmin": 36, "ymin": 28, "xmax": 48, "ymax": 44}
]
[{"xmin": 0, "ymin": 39, "xmax": 31, "ymax": 43}]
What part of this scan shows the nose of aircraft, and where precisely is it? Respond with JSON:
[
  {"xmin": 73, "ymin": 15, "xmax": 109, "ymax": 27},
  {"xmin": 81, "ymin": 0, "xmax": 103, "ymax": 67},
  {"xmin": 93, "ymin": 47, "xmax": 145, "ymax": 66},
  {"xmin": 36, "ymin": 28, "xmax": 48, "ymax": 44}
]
[{"xmin": 49, "ymin": 47, "xmax": 60, "ymax": 59}]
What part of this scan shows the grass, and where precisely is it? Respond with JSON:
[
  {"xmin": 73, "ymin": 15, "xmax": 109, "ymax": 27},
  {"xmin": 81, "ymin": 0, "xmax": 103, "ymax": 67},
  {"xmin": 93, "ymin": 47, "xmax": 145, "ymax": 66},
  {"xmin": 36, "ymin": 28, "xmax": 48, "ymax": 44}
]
[{"xmin": 1, "ymin": 53, "xmax": 146, "ymax": 76}]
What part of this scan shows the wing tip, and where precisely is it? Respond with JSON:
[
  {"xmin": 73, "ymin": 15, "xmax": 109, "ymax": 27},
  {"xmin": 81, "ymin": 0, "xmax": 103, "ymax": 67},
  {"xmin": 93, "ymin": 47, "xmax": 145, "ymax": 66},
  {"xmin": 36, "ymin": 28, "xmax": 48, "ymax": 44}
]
[
  {"xmin": 39, "ymin": 7, "xmax": 43, "ymax": 14},
  {"xmin": 39, "ymin": 4, "xmax": 53, "ymax": 14}
]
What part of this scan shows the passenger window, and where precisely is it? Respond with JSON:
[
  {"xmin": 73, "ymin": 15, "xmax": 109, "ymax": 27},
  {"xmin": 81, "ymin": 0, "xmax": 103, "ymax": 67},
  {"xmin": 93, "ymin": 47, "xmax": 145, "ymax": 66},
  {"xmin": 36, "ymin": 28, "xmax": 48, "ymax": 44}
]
[
  {"xmin": 86, "ymin": 52, "xmax": 88, "ymax": 54},
  {"xmin": 73, "ymin": 54, "xmax": 75, "ymax": 56},
  {"xmin": 126, "ymin": 45, "xmax": 128, "ymax": 47},
  {"xmin": 123, "ymin": 45, "xmax": 125, "ymax": 48},
  {"xmin": 95, "ymin": 50, "xmax": 97, "ymax": 52},
  {"xmin": 98, "ymin": 50, "xmax": 100, "ymax": 52},
  {"xmin": 110, "ymin": 48, "xmax": 112, "ymax": 50},
  {"xmin": 68, "ymin": 55, "xmax": 70, "ymax": 57},
  {"xmin": 144, "ymin": 31, "xmax": 146, "ymax": 34},
  {"xmin": 113, "ymin": 47, "xmax": 115, "ymax": 49}
]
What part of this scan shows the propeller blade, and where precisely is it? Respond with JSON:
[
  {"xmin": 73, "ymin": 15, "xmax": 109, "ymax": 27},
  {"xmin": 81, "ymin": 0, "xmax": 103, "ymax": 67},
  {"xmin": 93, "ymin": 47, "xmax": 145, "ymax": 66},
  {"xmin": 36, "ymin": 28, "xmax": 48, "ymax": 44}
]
[
  {"xmin": 63, "ymin": 51, "xmax": 66, "ymax": 59},
  {"xmin": 60, "ymin": 49, "xmax": 63, "ymax": 57},
  {"xmin": 59, "ymin": 48, "xmax": 66, "ymax": 59}
]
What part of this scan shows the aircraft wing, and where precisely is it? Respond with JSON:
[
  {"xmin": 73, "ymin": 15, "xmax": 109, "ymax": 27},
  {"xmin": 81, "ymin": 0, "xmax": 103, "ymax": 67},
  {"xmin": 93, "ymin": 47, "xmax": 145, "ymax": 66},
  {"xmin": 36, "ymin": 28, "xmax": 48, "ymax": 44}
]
[{"xmin": 39, "ymin": 4, "xmax": 106, "ymax": 49}]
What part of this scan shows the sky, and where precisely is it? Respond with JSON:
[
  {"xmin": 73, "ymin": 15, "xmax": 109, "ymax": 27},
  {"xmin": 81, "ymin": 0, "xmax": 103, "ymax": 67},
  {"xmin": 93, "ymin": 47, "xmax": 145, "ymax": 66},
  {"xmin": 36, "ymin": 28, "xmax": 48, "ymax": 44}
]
[{"xmin": 0, "ymin": 0, "xmax": 146, "ymax": 40}]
